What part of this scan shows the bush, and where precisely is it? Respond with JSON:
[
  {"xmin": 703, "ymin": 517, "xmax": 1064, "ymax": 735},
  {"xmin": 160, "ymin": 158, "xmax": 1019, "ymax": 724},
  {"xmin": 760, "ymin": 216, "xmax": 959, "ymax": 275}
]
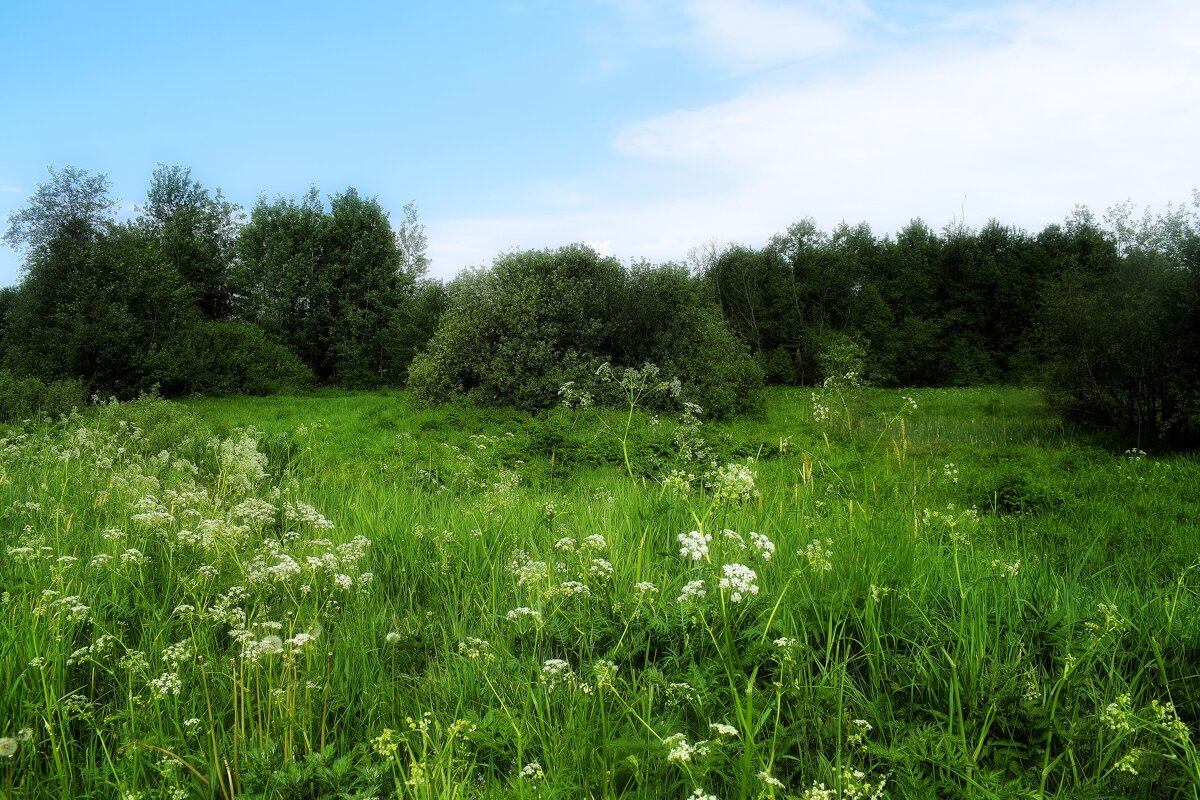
[
  {"xmin": 0, "ymin": 370, "xmax": 86, "ymax": 423},
  {"xmin": 153, "ymin": 321, "xmax": 315, "ymax": 396},
  {"xmin": 1040, "ymin": 255, "xmax": 1199, "ymax": 442},
  {"xmin": 409, "ymin": 247, "xmax": 762, "ymax": 416}
]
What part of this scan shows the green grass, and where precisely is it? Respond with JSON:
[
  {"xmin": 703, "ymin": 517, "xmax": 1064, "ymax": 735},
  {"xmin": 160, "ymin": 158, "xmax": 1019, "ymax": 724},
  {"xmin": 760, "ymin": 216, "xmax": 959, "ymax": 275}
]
[{"xmin": 1, "ymin": 386, "xmax": 1199, "ymax": 799}]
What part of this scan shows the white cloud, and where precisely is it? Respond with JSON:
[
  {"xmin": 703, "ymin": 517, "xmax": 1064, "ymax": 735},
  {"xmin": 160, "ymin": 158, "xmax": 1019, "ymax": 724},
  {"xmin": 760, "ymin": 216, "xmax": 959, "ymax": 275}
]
[
  {"xmin": 0, "ymin": 184, "xmax": 22, "ymax": 194},
  {"xmin": 599, "ymin": 0, "xmax": 865, "ymax": 71},
  {"xmin": 429, "ymin": 0, "xmax": 1200, "ymax": 278},
  {"xmin": 680, "ymin": 0, "xmax": 863, "ymax": 69}
]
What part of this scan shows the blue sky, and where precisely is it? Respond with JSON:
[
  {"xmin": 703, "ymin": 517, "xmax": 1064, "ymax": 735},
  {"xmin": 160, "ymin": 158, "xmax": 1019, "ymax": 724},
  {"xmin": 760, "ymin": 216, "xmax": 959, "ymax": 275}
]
[{"xmin": 2, "ymin": 0, "xmax": 1197, "ymax": 285}]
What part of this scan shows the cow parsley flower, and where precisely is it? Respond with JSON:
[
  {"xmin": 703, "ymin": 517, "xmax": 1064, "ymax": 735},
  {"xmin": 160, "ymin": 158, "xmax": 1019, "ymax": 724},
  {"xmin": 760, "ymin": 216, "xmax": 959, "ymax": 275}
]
[
  {"xmin": 677, "ymin": 579, "xmax": 707, "ymax": 604},
  {"xmin": 719, "ymin": 563, "xmax": 759, "ymax": 603},
  {"xmin": 678, "ymin": 530, "xmax": 711, "ymax": 561}
]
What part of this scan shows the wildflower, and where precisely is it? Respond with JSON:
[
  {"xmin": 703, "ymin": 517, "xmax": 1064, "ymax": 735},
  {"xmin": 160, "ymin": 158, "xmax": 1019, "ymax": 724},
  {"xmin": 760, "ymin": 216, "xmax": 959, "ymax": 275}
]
[
  {"xmin": 709, "ymin": 722, "xmax": 738, "ymax": 738},
  {"xmin": 458, "ymin": 638, "xmax": 494, "ymax": 662},
  {"xmin": 691, "ymin": 791, "xmax": 719, "ymax": 800},
  {"xmin": 540, "ymin": 659, "xmax": 575, "ymax": 690},
  {"xmin": 1102, "ymin": 694, "xmax": 1134, "ymax": 732},
  {"xmin": 664, "ymin": 733, "xmax": 710, "ymax": 763},
  {"xmin": 678, "ymin": 530, "xmax": 711, "ymax": 561},
  {"xmin": 707, "ymin": 462, "xmax": 758, "ymax": 505},
  {"xmin": 546, "ymin": 580, "xmax": 591, "ymax": 600},
  {"xmin": 260, "ymin": 635, "xmax": 284, "ymax": 655},
  {"xmin": 718, "ymin": 563, "xmax": 759, "ymax": 603},
  {"xmin": 505, "ymin": 607, "xmax": 544, "ymax": 625},
  {"xmin": 373, "ymin": 729, "xmax": 399, "ymax": 759},
  {"xmin": 0, "ymin": 737, "xmax": 16, "ymax": 757},
  {"xmin": 749, "ymin": 531, "xmax": 775, "ymax": 561},
  {"xmin": 588, "ymin": 558, "xmax": 614, "ymax": 579},
  {"xmin": 848, "ymin": 718, "xmax": 873, "ymax": 746},
  {"xmin": 593, "ymin": 659, "xmax": 618, "ymax": 688},
  {"xmin": 990, "ymin": 558, "xmax": 1020, "ymax": 577},
  {"xmin": 677, "ymin": 579, "xmax": 707, "ymax": 604},
  {"xmin": 149, "ymin": 672, "xmax": 183, "ymax": 697},
  {"xmin": 801, "ymin": 538, "xmax": 834, "ymax": 573},
  {"xmin": 1152, "ymin": 699, "xmax": 1190, "ymax": 742},
  {"xmin": 554, "ymin": 537, "xmax": 577, "ymax": 552},
  {"xmin": 1116, "ymin": 748, "xmax": 1144, "ymax": 775},
  {"xmin": 520, "ymin": 761, "xmax": 545, "ymax": 781},
  {"xmin": 581, "ymin": 533, "xmax": 607, "ymax": 551},
  {"xmin": 759, "ymin": 770, "xmax": 786, "ymax": 789},
  {"xmin": 508, "ymin": 550, "xmax": 549, "ymax": 586},
  {"xmin": 774, "ymin": 637, "xmax": 797, "ymax": 648},
  {"xmin": 635, "ymin": 581, "xmax": 659, "ymax": 595},
  {"xmin": 386, "ymin": 631, "xmax": 402, "ymax": 645}
]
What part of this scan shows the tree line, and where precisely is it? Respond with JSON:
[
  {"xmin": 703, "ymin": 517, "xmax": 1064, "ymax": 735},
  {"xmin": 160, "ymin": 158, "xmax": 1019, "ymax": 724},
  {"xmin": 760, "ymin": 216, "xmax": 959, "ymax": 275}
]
[{"xmin": 1, "ymin": 166, "xmax": 1197, "ymax": 440}]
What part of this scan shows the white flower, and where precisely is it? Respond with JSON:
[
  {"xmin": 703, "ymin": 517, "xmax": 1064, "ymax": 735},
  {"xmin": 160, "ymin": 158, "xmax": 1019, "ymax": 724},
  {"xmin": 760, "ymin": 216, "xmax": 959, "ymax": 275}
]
[
  {"xmin": 748, "ymin": 531, "xmax": 775, "ymax": 561},
  {"xmin": 588, "ymin": 558, "xmax": 614, "ymax": 579},
  {"xmin": 540, "ymin": 659, "xmax": 575, "ymax": 690},
  {"xmin": 581, "ymin": 533, "xmax": 608, "ymax": 551},
  {"xmin": 709, "ymin": 722, "xmax": 738, "ymax": 738},
  {"xmin": 664, "ymin": 733, "xmax": 710, "ymax": 763},
  {"xmin": 678, "ymin": 530, "xmax": 711, "ymax": 561},
  {"xmin": 520, "ymin": 760, "xmax": 545, "ymax": 781},
  {"xmin": 718, "ymin": 563, "xmax": 759, "ymax": 603},
  {"xmin": 759, "ymin": 770, "xmax": 786, "ymax": 788},
  {"xmin": 505, "ymin": 607, "xmax": 543, "ymax": 625},
  {"xmin": 288, "ymin": 633, "xmax": 316, "ymax": 648},
  {"xmin": 677, "ymin": 579, "xmax": 707, "ymax": 604},
  {"xmin": 149, "ymin": 672, "xmax": 183, "ymax": 697}
]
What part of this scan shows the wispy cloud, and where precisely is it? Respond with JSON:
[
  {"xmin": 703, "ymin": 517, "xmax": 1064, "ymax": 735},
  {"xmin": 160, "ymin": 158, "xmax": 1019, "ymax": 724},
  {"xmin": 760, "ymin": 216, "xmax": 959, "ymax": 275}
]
[
  {"xmin": 0, "ymin": 184, "xmax": 22, "ymax": 194},
  {"xmin": 428, "ymin": 0, "xmax": 1200, "ymax": 278},
  {"xmin": 602, "ymin": 0, "xmax": 867, "ymax": 71}
]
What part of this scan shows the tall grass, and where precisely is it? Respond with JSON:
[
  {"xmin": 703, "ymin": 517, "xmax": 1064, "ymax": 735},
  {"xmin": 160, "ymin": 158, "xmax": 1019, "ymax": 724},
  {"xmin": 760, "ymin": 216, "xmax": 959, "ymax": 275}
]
[{"xmin": 1, "ymin": 386, "xmax": 1198, "ymax": 798}]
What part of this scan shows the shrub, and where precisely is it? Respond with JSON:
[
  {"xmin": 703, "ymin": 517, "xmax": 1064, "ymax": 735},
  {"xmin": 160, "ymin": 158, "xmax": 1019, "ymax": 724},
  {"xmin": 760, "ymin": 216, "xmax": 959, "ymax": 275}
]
[
  {"xmin": 152, "ymin": 321, "xmax": 315, "ymax": 396},
  {"xmin": 1040, "ymin": 254, "xmax": 1199, "ymax": 442},
  {"xmin": 409, "ymin": 246, "xmax": 762, "ymax": 416},
  {"xmin": 0, "ymin": 370, "xmax": 86, "ymax": 423}
]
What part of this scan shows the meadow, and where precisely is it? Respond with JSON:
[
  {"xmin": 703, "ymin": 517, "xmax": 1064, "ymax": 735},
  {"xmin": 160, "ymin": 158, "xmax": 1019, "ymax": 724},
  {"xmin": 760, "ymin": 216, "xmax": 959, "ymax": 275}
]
[{"xmin": 2, "ymin": 383, "xmax": 1199, "ymax": 799}]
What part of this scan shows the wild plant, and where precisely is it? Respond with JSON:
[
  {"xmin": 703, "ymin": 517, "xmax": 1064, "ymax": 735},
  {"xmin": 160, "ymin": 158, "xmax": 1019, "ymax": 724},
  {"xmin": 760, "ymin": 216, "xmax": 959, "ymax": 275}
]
[{"xmin": 559, "ymin": 361, "xmax": 682, "ymax": 480}]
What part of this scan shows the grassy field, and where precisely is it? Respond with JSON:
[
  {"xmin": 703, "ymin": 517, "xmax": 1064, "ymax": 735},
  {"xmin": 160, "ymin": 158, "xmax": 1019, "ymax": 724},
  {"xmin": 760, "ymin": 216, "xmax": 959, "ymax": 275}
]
[{"xmin": 2, "ymin": 385, "xmax": 1199, "ymax": 798}]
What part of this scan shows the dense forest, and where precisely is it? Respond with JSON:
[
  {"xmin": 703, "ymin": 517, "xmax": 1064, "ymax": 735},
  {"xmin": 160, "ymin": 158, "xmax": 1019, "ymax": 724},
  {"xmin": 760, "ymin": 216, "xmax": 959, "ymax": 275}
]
[{"xmin": 2, "ymin": 166, "xmax": 1198, "ymax": 440}]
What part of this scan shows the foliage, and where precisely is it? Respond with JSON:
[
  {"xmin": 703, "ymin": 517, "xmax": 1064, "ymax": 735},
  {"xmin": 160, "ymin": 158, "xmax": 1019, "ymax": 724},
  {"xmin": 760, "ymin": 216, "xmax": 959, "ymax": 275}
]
[
  {"xmin": 0, "ymin": 370, "xmax": 85, "ymax": 423},
  {"xmin": 3, "ymin": 388, "xmax": 1200, "ymax": 798},
  {"xmin": 234, "ymin": 188, "xmax": 430, "ymax": 387},
  {"xmin": 1039, "ymin": 199, "xmax": 1200, "ymax": 441},
  {"xmin": 410, "ymin": 246, "xmax": 761, "ymax": 416},
  {"xmin": 138, "ymin": 164, "xmax": 241, "ymax": 319},
  {"xmin": 2, "ymin": 165, "xmax": 118, "ymax": 259},
  {"xmin": 3, "ymin": 219, "xmax": 200, "ymax": 396},
  {"xmin": 151, "ymin": 320, "xmax": 315, "ymax": 396}
]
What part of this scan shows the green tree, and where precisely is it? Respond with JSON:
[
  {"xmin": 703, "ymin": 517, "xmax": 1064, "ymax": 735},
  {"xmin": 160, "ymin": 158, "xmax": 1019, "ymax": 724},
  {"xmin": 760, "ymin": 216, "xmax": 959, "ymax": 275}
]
[
  {"xmin": 1039, "ymin": 200, "xmax": 1200, "ymax": 440},
  {"xmin": 3, "ymin": 165, "xmax": 118, "ymax": 260},
  {"xmin": 139, "ymin": 164, "xmax": 241, "ymax": 319},
  {"xmin": 5, "ymin": 220, "xmax": 197, "ymax": 395},
  {"xmin": 235, "ymin": 188, "xmax": 424, "ymax": 386}
]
